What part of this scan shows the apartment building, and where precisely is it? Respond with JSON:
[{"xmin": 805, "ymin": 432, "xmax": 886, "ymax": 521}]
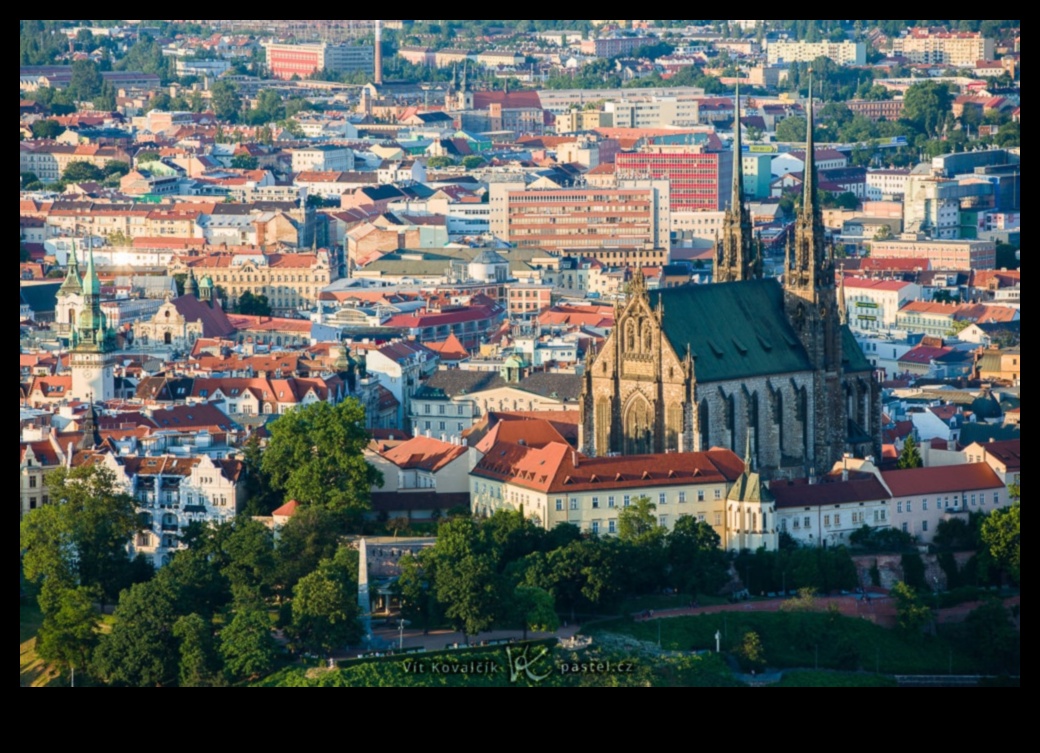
[
  {"xmin": 489, "ymin": 182, "xmax": 670, "ymax": 252},
  {"xmin": 890, "ymin": 30, "xmax": 995, "ymax": 66},
  {"xmin": 767, "ymin": 40, "xmax": 866, "ymax": 66},
  {"xmin": 870, "ymin": 238, "xmax": 996, "ymax": 271}
]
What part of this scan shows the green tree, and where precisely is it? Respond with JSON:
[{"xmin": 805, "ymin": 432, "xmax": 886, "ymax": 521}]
[
  {"xmin": 736, "ymin": 630, "xmax": 766, "ymax": 672},
  {"xmin": 394, "ymin": 551, "xmax": 440, "ymax": 634},
  {"xmin": 211, "ymin": 80, "xmax": 242, "ymax": 122},
  {"xmin": 136, "ymin": 150, "xmax": 161, "ymax": 163},
  {"xmin": 511, "ymin": 586, "xmax": 559, "ymax": 640},
  {"xmin": 289, "ymin": 558, "xmax": 362, "ymax": 656},
  {"xmin": 980, "ymin": 503, "xmax": 1020, "ymax": 583},
  {"xmin": 776, "ymin": 115, "xmax": 807, "ymax": 143},
  {"xmin": 427, "ymin": 155, "xmax": 455, "ymax": 168},
  {"xmin": 69, "ymin": 59, "xmax": 103, "ymax": 101},
  {"xmin": 93, "ymin": 576, "xmax": 180, "ymax": 686},
  {"xmin": 62, "ymin": 161, "xmax": 106, "ymax": 183},
  {"xmin": 897, "ymin": 435, "xmax": 922, "ymax": 469},
  {"xmin": 35, "ymin": 586, "xmax": 98, "ymax": 679},
  {"xmin": 272, "ymin": 506, "xmax": 345, "ymax": 594},
  {"xmin": 427, "ymin": 518, "xmax": 501, "ymax": 641},
  {"xmin": 21, "ymin": 465, "xmax": 139, "ymax": 605},
  {"xmin": 667, "ymin": 515, "xmax": 727, "ymax": 595},
  {"xmin": 262, "ymin": 398, "xmax": 383, "ymax": 514},
  {"xmin": 102, "ymin": 160, "xmax": 130, "ymax": 178},
  {"xmin": 240, "ymin": 433, "xmax": 279, "ymax": 516},
  {"xmin": 618, "ymin": 495, "xmax": 658, "ymax": 542},
  {"xmin": 902, "ymin": 81, "xmax": 953, "ymax": 138},
  {"xmin": 234, "ymin": 290, "xmax": 272, "ymax": 316},
  {"xmin": 220, "ymin": 603, "xmax": 279, "ymax": 680},
  {"xmin": 461, "ymin": 155, "xmax": 486, "ymax": 169},
  {"xmin": 30, "ymin": 119, "xmax": 64, "ymax": 139},
  {"xmin": 173, "ymin": 613, "xmax": 222, "ymax": 687},
  {"xmin": 891, "ymin": 580, "xmax": 933, "ymax": 633},
  {"xmin": 230, "ymin": 153, "xmax": 259, "ymax": 170}
]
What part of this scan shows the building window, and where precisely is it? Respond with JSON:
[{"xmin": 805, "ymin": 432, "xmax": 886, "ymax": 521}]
[
  {"xmin": 569, "ymin": 498, "xmax": 578, "ymax": 510},
  {"xmin": 713, "ymin": 489, "xmax": 721, "ymax": 500},
  {"xmin": 29, "ymin": 476, "xmax": 37, "ymax": 488},
  {"xmin": 714, "ymin": 512, "xmax": 721, "ymax": 526},
  {"xmin": 906, "ymin": 501, "xmax": 912, "ymax": 512},
  {"xmin": 555, "ymin": 498, "xmax": 562, "ymax": 511},
  {"xmin": 591, "ymin": 520, "xmax": 600, "ymax": 535},
  {"xmin": 659, "ymin": 493, "xmax": 667, "ymax": 505},
  {"xmin": 993, "ymin": 492, "xmax": 999, "ymax": 505},
  {"xmin": 921, "ymin": 520, "xmax": 928, "ymax": 532},
  {"xmin": 834, "ymin": 513, "xmax": 840, "ymax": 526},
  {"xmin": 971, "ymin": 493, "xmax": 977, "ymax": 506},
  {"xmin": 804, "ymin": 516, "xmax": 811, "ymax": 529},
  {"xmin": 659, "ymin": 515, "xmax": 668, "ymax": 527},
  {"xmin": 592, "ymin": 497, "xmax": 600, "ymax": 509},
  {"xmin": 608, "ymin": 519, "xmax": 616, "ymax": 534},
  {"xmin": 922, "ymin": 500, "xmax": 928, "ymax": 511},
  {"xmin": 897, "ymin": 501, "xmax": 903, "ymax": 513},
  {"xmin": 697, "ymin": 490, "xmax": 705, "ymax": 502},
  {"xmin": 623, "ymin": 495, "xmax": 631, "ymax": 507},
  {"xmin": 902, "ymin": 522, "xmax": 909, "ymax": 533},
  {"xmin": 824, "ymin": 514, "xmax": 831, "ymax": 527},
  {"xmin": 608, "ymin": 496, "xmax": 615, "ymax": 508},
  {"xmin": 679, "ymin": 491, "xmax": 687, "ymax": 503}
]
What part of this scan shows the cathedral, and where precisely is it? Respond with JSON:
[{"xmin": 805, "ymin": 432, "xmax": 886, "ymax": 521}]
[{"xmin": 580, "ymin": 80, "xmax": 881, "ymax": 478}]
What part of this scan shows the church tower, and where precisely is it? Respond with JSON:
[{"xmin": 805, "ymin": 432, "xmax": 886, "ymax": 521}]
[
  {"xmin": 70, "ymin": 246, "xmax": 117, "ymax": 402},
  {"xmin": 714, "ymin": 82, "xmax": 761, "ymax": 282},
  {"xmin": 783, "ymin": 72, "xmax": 846, "ymax": 471}
]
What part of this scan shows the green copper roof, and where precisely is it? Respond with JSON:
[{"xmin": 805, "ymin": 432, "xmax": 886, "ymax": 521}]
[{"xmin": 648, "ymin": 279, "xmax": 813, "ymax": 383}]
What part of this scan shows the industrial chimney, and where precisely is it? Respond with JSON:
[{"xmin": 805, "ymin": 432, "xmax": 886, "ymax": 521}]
[{"xmin": 374, "ymin": 19, "xmax": 383, "ymax": 85}]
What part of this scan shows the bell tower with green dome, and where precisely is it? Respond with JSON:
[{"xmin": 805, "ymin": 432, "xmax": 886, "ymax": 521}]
[{"xmin": 70, "ymin": 247, "xmax": 117, "ymax": 402}]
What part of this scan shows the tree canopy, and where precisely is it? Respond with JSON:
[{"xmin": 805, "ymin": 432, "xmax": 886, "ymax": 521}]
[{"xmin": 261, "ymin": 398, "xmax": 382, "ymax": 514}]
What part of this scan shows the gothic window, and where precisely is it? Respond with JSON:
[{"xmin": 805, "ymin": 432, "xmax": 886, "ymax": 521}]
[
  {"xmin": 699, "ymin": 400, "xmax": 710, "ymax": 450},
  {"xmin": 624, "ymin": 394, "xmax": 653, "ymax": 455},
  {"xmin": 666, "ymin": 403, "xmax": 683, "ymax": 452},
  {"xmin": 626, "ymin": 320, "xmax": 636, "ymax": 352},
  {"xmin": 642, "ymin": 321, "xmax": 652, "ymax": 351}
]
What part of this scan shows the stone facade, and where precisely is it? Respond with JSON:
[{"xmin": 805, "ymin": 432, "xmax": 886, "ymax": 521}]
[{"xmin": 581, "ymin": 78, "xmax": 881, "ymax": 477}]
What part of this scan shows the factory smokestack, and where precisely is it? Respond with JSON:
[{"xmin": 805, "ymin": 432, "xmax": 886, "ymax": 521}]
[{"xmin": 374, "ymin": 19, "xmax": 383, "ymax": 85}]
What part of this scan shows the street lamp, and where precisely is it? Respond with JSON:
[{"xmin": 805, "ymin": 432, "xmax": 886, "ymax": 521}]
[{"xmin": 398, "ymin": 618, "xmax": 406, "ymax": 650}]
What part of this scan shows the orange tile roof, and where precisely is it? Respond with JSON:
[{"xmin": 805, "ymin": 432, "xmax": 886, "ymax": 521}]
[{"xmin": 881, "ymin": 463, "xmax": 1004, "ymax": 497}]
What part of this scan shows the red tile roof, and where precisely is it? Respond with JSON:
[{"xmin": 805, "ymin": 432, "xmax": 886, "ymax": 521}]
[
  {"xmin": 981, "ymin": 439, "xmax": 1020, "ymax": 473},
  {"xmin": 272, "ymin": 499, "xmax": 300, "ymax": 518},
  {"xmin": 473, "ymin": 442, "xmax": 744, "ymax": 494},
  {"xmin": 881, "ymin": 463, "xmax": 1004, "ymax": 497},
  {"xmin": 770, "ymin": 474, "xmax": 890, "ymax": 508},
  {"xmin": 379, "ymin": 435, "xmax": 468, "ymax": 472}
]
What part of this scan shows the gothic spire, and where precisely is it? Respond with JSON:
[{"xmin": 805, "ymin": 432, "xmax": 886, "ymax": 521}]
[
  {"xmin": 59, "ymin": 242, "xmax": 82, "ymax": 296},
  {"xmin": 743, "ymin": 428, "xmax": 753, "ymax": 474},
  {"xmin": 838, "ymin": 263, "xmax": 848, "ymax": 325},
  {"xmin": 83, "ymin": 244, "xmax": 101, "ymax": 297},
  {"xmin": 732, "ymin": 80, "xmax": 744, "ymax": 212},
  {"xmin": 802, "ymin": 70, "xmax": 817, "ymax": 222}
]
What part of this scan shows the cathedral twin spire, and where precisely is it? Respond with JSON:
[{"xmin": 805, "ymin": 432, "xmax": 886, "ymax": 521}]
[
  {"xmin": 714, "ymin": 82, "xmax": 761, "ymax": 282},
  {"xmin": 786, "ymin": 71, "xmax": 832, "ymax": 292}
]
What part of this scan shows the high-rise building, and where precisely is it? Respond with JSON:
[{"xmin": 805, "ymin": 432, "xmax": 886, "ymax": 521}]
[{"xmin": 264, "ymin": 41, "xmax": 374, "ymax": 80}]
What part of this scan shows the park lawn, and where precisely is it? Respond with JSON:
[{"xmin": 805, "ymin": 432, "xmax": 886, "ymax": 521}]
[
  {"xmin": 256, "ymin": 644, "xmax": 743, "ymax": 687},
  {"xmin": 587, "ymin": 611, "xmax": 986, "ymax": 675},
  {"xmin": 20, "ymin": 600, "xmax": 63, "ymax": 688},
  {"xmin": 772, "ymin": 670, "xmax": 897, "ymax": 687}
]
